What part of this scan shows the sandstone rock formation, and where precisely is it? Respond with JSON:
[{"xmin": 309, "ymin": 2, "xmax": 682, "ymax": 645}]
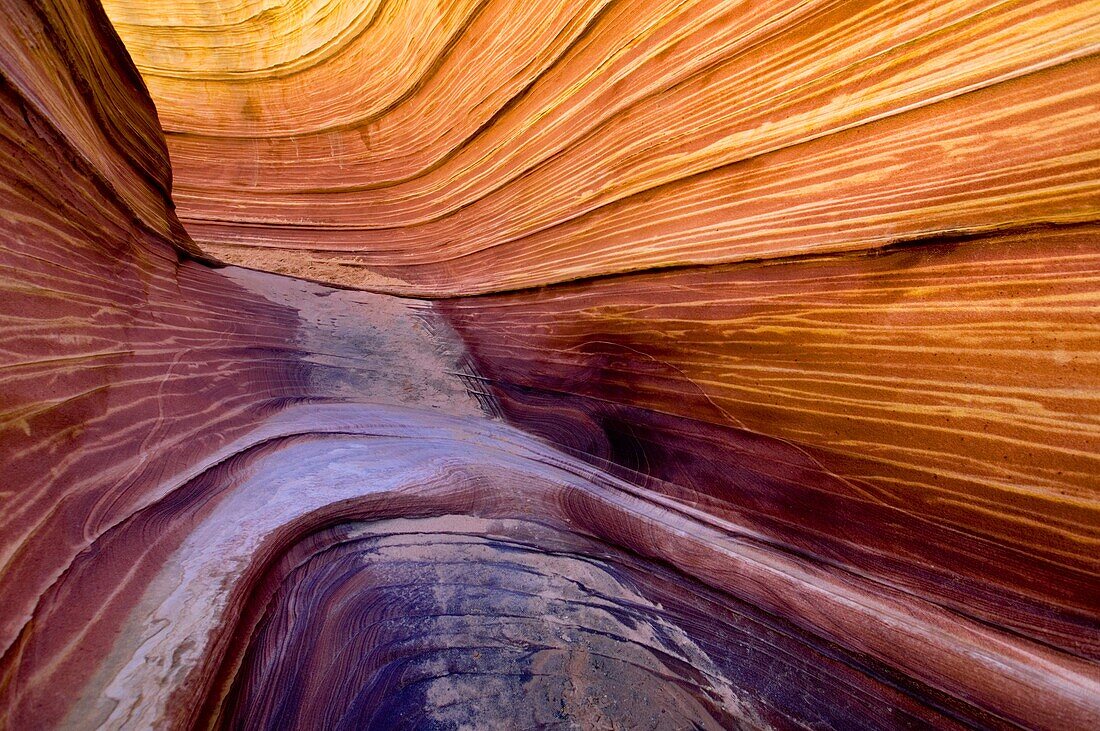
[{"xmin": 0, "ymin": 0, "xmax": 1097, "ymax": 728}]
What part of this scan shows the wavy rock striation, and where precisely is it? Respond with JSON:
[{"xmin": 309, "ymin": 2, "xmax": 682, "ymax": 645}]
[
  {"xmin": 103, "ymin": 0, "xmax": 1100, "ymax": 295},
  {"xmin": 1, "ymin": 0, "xmax": 1098, "ymax": 729}
]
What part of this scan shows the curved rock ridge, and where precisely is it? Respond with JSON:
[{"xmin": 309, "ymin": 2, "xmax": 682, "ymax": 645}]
[
  {"xmin": 1, "ymin": 0, "xmax": 1098, "ymax": 729},
  {"xmin": 21, "ymin": 403, "xmax": 1095, "ymax": 729}
]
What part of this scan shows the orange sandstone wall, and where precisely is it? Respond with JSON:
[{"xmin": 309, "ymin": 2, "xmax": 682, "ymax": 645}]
[
  {"xmin": 103, "ymin": 0, "xmax": 1099, "ymax": 669},
  {"xmin": 1, "ymin": 0, "xmax": 1098, "ymax": 727},
  {"xmin": 103, "ymin": 0, "xmax": 1100, "ymax": 294},
  {"xmin": 441, "ymin": 223, "xmax": 1100, "ymax": 660}
]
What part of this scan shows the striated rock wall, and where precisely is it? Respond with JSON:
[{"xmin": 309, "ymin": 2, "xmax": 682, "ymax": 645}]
[
  {"xmin": 102, "ymin": 0, "xmax": 1099, "ymax": 294},
  {"xmin": 441, "ymin": 224, "xmax": 1100, "ymax": 660},
  {"xmin": 1, "ymin": 0, "xmax": 1097, "ymax": 728}
]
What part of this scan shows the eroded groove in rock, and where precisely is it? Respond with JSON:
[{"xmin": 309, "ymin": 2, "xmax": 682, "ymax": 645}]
[
  {"xmin": 218, "ymin": 517, "xmax": 755, "ymax": 730},
  {"xmin": 1, "ymin": 0, "xmax": 1098, "ymax": 728},
  {"xmin": 214, "ymin": 514, "xmax": 981, "ymax": 730}
]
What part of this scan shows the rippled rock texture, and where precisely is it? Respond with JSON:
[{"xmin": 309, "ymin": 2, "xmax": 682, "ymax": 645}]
[{"xmin": 2, "ymin": 0, "xmax": 1099, "ymax": 728}]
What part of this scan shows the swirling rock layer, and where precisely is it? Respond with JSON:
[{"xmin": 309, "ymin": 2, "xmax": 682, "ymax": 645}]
[
  {"xmin": 1, "ymin": 0, "xmax": 1098, "ymax": 729},
  {"xmin": 102, "ymin": 0, "xmax": 1100, "ymax": 295}
]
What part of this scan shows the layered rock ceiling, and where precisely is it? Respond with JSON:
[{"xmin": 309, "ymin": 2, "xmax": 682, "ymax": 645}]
[{"xmin": 1, "ymin": 0, "xmax": 1098, "ymax": 727}]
